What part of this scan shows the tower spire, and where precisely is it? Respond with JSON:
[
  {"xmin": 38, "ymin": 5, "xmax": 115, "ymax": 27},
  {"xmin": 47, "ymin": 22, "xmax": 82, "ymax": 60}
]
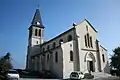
[{"xmin": 31, "ymin": 9, "xmax": 44, "ymax": 28}]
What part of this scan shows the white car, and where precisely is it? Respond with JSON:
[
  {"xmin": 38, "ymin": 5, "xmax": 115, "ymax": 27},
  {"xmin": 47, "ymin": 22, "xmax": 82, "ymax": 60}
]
[
  {"xmin": 6, "ymin": 70, "xmax": 20, "ymax": 80},
  {"xmin": 70, "ymin": 71, "xmax": 84, "ymax": 79}
]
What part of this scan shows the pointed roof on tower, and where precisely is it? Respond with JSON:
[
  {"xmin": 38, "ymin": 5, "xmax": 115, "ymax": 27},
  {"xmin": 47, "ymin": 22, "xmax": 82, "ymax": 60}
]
[{"xmin": 31, "ymin": 9, "xmax": 44, "ymax": 28}]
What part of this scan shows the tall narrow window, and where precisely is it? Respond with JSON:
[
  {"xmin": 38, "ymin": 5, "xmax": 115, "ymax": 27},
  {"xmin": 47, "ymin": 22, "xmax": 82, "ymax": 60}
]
[
  {"xmin": 55, "ymin": 52, "xmax": 58, "ymax": 62},
  {"xmin": 102, "ymin": 54, "xmax": 105, "ymax": 62},
  {"xmin": 38, "ymin": 29, "xmax": 41, "ymax": 36},
  {"xmin": 47, "ymin": 45, "xmax": 50, "ymax": 50},
  {"xmin": 53, "ymin": 42, "xmax": 56, "ymax": 48},
  {"xmin": 43, "ymin": 48, "xmax": 45, "ymax": 52},
  {"xmin": 67, "ymin": 35, "xmax": 72, "ymax": 41},
  {"xmin": 86, "ymin": 25, "xmax": 88, "ymax": 31},
  {"xmin": 47, "ymin": 54, "xmax": 49, "ymax": 63},
  {"xmin": 90, "ymin": 36, "xmax": 93, "ymax": 48},
  {"xmin": 70, "ymin": 51, "xmax": 73, "ymax": 61},
  {"xmin": 35, "ymin": 29, "xmax": 37, "ymax": 36},
  {"xmin": 87, "ymin": 33, "xmax": 90, "ymax": 47},
  {"xmin": 36, "ymin": 41, "xmax": 38, "ymax": 44},
  {"xmin": 84, "ymin": 35, "xmax": 87, "ymax": 47}
]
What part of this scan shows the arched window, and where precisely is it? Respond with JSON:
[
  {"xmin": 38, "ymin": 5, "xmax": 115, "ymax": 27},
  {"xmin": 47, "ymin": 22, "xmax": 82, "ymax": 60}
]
[
  {"xmin": 36, "ymin": 41, "xmax": 38, "ymax": 44},
  {"xmin": 35, "ymin": 29, "xmax": 37, "ymax": 36},
  {"xmin": 47, "ymin": 45, "xmax": 50, "ymax": 50},
  {"xmin": 102, "ymin": 54, "xmax": 105, "ymax": 62},
  {"xmin": 86, "ymin": 25, "xmax": 88, "ymax": 31},
  {"xmin": 38, "ymin": 29, "xmax": 41, "ymax": 36},
  {"xmin": 43, "ymin": 48, "xmax": 45, "ymax": 52},
  {"xmin": 67, "ymin": 35, "xmax": 72, "ymax": 41},
  {"xmin": 87, "ymin": 33, "xmax": 90, "ymax": 47},
  {"xmin": 53, "ymin": 42, "xmax": 56, "ymax": 48},
  {"xmin": 47, "ymin": 54, "xmax": 49, "ymax": 63},
  {"xmin": 55, "ymin": 52, "xmax": 58, "ymax": 62},
  {"xmin": 84, "ymin": 35, "xmax": 87, "ymax": 47},
  {"xmin": 70, "ymin": 51, "xmax": 73, "ymax": 61},
  {"xmin": 59, "ymin": 39, "xmax": 63, "ymax": 45},
  {"xmin": 90, "ymin": 36, "xmax": 93, "ymax": 48}
]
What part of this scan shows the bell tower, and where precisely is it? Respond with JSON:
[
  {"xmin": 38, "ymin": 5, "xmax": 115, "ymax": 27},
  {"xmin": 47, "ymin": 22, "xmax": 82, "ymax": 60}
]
[
  {"xmin": 26, "ymin": 9, "xmax": 44, "ymax": 69},
  {"xmin": 28, "ymin": 9, "xmax": 44, "ymax": 47}
]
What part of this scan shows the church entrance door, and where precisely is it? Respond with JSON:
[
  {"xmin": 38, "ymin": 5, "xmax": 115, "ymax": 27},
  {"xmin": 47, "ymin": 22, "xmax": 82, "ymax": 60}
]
[
  {"xmin": 89, "ymin": 61, "xmax": 94, "ymax": 72},
  {"xmin": 85, "ymin": 52, "xmax": 96, "ymax": 72},
  {"xmin": 87, "ymin": 61, "xmax": 94, "ymax": 72}
]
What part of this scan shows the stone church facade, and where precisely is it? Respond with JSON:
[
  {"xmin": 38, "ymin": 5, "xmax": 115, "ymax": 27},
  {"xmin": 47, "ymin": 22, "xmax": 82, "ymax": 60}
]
[{"xmin": 26, "ymin": 9, "xmax": 110, "ymax": 79}]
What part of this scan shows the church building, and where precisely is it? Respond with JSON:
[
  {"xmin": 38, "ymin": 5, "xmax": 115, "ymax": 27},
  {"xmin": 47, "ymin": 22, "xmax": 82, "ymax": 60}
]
[{"xmin": 26, "ymin": 9, "xmax": 110, "ymax": 79}]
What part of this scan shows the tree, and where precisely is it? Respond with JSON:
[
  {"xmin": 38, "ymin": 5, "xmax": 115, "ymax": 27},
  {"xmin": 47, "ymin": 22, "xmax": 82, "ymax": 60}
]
[
  {"xmin": 0, "ymin": 52, "xmax": 13, "ymax": 79},
  {"xmin": 110, "ymin": 47, "xmax": 120, "ymax": 76}
]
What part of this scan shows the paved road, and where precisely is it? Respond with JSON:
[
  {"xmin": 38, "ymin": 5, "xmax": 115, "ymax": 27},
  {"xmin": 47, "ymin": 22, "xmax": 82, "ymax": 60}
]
[
  {"xmin": 84, "ymin": 77, "xmax": 120, "ymax": 80},
  {"xmin": 20, "ymin": 78, "xmax": 60, "ymax": 80},
  {"xmin": 20, "ymin": 77, "xmax": 120, "ymax": 80}
]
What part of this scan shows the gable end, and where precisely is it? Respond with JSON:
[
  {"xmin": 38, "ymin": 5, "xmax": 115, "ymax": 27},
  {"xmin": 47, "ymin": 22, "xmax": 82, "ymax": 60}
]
[{"xmin": 85, "ymin": 19, "xmax": 98, "ymax": 33}]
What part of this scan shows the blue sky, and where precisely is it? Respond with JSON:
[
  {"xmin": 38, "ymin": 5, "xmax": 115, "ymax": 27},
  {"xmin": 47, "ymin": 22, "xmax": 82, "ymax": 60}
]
[{"xmin": 0, "ymin": 0, "xmax": 120, "ymax": 68}]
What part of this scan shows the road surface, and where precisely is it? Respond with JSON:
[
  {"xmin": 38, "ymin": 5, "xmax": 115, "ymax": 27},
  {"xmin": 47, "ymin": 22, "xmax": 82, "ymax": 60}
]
[{"xmin": 20, "ymin": 77, "xmax": 120, "ymax": 80}]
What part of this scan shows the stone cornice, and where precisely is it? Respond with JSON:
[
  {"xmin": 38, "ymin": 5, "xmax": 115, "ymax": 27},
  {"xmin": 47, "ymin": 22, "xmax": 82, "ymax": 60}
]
[{"xmin": 81, "ymin": 48, "xmax": 97, "ymax": 52}]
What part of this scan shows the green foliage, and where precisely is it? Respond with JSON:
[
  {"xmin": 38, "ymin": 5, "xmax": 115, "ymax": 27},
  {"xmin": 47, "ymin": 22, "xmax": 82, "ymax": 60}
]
[
  {"xmin": 110, "ymin": 47, "xmax": 120, "ymax": 76},
  {"xmin": 0, "ymin": 52, "xmax": 13, "ymax": 79}
]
